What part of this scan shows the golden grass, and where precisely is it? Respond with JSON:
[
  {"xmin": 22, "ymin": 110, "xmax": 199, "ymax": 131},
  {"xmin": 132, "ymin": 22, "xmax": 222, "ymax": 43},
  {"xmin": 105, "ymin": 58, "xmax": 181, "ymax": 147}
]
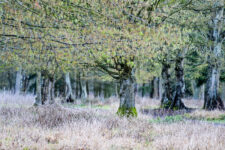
[{"xmin": 0, "ymin": 92, "xmax": 225, "ymax": 150}]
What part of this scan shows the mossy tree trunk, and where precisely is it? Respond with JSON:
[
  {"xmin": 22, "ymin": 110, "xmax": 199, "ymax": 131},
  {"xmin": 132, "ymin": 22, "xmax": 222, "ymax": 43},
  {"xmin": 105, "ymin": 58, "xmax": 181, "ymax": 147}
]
[{"xmin": 117, "ymin": 69, "xmax": 137, "ymax": 117}]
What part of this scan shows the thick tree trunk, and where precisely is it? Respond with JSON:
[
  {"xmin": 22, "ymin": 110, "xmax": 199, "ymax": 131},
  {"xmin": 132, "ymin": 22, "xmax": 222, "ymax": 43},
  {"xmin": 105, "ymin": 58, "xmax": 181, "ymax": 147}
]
[
  {"xmin": 160, "ymin": 61, "xmax": 173, "ymax": 108},
  {"xmin": 204, "ymin": 2, "xmax": 224, "ymax": 110},
  {"xmin": 204, "ymin": 62, "xmax": 224, "ymax": 109},
  {"xmin": 34, "ymin": 72, "xmax": 42, "ymax": 106},
  {"xmin": 221, "ymin": 82, "xmax": 225, "ymax": 101},
  {"xmin": 170, "ymin": 50, "xmax": 186, "ymax": 109},
  {"xmin": 15, "ymin": 66, "xmax": 22, "ymax": 94},
  {"xmin": 117, "ymin": 69, "xmax": 137, "ymax": 117},
  {"xmin": 65, "ymin": 72, "xmax": 75, "ymax": 103}
]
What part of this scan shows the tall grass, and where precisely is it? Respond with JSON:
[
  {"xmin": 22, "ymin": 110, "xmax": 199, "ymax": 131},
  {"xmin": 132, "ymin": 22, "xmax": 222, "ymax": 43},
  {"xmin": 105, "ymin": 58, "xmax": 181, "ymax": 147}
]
[{"xmin": 0, "ymin": 92, "xmax": 224, "ymax": 150}]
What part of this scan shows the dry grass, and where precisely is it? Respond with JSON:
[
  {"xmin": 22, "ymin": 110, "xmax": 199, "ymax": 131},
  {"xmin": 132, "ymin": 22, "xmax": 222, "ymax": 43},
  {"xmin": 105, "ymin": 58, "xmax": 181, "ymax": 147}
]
[
  {"xmin": 0, "ymin": 92, "xmax": 225, "ymax": 150},
  {"xmin": 188, "ymin": 109, "xmax": 225, "ymax": 120}
]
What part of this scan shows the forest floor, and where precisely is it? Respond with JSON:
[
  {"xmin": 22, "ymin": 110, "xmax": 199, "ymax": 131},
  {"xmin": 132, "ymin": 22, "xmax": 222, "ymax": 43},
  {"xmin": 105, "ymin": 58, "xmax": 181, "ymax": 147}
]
[{"xmin": 0, "ymin": 92, "xmax": 225, "ymax": 150}]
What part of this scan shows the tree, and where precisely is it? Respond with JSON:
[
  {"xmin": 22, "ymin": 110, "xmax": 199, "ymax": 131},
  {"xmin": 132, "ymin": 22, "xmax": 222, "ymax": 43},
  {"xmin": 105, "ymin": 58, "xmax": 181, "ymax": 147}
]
[{"xmin": 203, "ymin": 0, "xmax": 225, "ymax": 110}]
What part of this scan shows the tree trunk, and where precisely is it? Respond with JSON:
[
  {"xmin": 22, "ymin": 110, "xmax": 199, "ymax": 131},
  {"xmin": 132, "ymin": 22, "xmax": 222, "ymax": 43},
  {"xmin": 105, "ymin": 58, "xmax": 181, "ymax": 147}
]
[
  {"xmin": 160, "ymin": 61, "xmax": 173, "ymax": 109},
  {"xmin": 117, "ymin": 69, "xmax": 137, "ymax": 117},
  {"xmin": 80, "ymin": 79, "xmax": 88, "ymax": 100},
  {"xmin": 48, "ymin": 77, "xmax": 55, "ymax": 104},
  {"xmin": 22, "ymin": 74, "xmax": 29, "ymax": 93},
  {"xmin": 149, "ymin": 79, "xmax": 154, "ymax": 98},
  {"xmin": 86, "ymin": 81, "xmax": 89, "ymax": 97},
  {"xmin": 141, "ymin": 83, "xmax": 145, "ymax": 97},
  {"xmin": 15, "ymin": 66, "xmax": 22, "ymax": 94},
  {"xmin": 41, "ymin": 77, "xmax": 49, "ymax": 104},
  {"xmin": 75, "ymin": 72, "xmax": 81, "ymax": 99},
  {"xmin": 204, "ymin": 2, "xmax": 224, "ymax": 110},
  {"xmin": 153, "ymin": 77, "xmax": 159, "ymax": 99},
  {"xmin": 65, "ymin": 72, "xmax": 75, "ymax": 103},
  {"xmin": 99, "ymin": 82, "xmax": 105, "ymax": 101},
  {"xmin": 221, "ymin": 82, "xmax": 225, "ymax": 101},
  {"xmin": 170, "ymin": 50, "xmax": 186, "ymax": 109},
  {"xmin": 115, "ymin": 82, "xmax": 119, "ymax": 97},
  {"xmin": 7, "ymin": 71, "xmax": 13, "ymax": 91},
  {"xmin": 159, "ymin": 77, "xmax": 162, "ymax": 100},
  {"xmin": 200, "ymin": 84, "xmax": 205, "ymax": 100},
  {"xmin": 34, "ymin": 72, "xmax": 42, "ymax": 106}
]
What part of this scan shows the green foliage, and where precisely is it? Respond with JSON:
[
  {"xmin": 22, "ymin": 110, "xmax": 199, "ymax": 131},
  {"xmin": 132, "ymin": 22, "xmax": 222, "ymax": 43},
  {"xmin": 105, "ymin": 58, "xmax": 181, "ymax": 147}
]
[
  {"xmin": 185, "ymin": 113, "xmax": 225, "ymax": 124},
  {"xmin": 160, "ymin": 100, "xmax": 172, "ymax": 109},
  {"xmin": 116, "ymin": 107, "xmax": 137, "ymax": 117},
  {"xmin": 150, "ymin": 115, "xmax": 184, "ymax": 124}
]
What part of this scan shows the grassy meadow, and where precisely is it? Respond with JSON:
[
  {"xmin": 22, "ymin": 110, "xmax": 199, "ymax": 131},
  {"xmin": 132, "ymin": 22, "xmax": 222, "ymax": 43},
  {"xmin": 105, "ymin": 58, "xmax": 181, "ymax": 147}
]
[{"xmin": 0, "ymin": 92, "xmax": 225, "ymax": 150}]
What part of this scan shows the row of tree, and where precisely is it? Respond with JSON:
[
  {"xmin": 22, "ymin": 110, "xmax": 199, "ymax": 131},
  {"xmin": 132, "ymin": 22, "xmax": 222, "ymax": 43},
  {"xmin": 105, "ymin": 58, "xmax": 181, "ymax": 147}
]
[{"xmin": 1, "ymin": 0, "xmax": 225, "ymax": 116}]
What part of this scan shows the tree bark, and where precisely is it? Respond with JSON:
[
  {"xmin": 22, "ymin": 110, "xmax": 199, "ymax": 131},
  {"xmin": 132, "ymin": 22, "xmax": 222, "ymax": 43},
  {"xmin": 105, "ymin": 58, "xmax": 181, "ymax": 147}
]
[
  {"xmin": 200, "ymin": 84, "xmax": 205, "ymax": 100},
  {"xmin": 160, "ymin": 60, "xmax": 173, "ymax": 109},
  {"xmin": 65, "ymin": 72, "xmax": 75, "ymax": 103},
  {"xmin": 75, "ymin": 72, "xmax": 81, "ymax": 99},
  {"xmin": 48, "ymin": 76, "xmax": 55, "ymax": 104},
  {"xmin": 141, "ymin": 83, "xmax": 145, "ymax": 97},
  {"xmin": 204, "ymin": 2, "xmax": 224, "ymax": 110},
  {"xmin": 86, "ymin": 81, "xmax": 89, "ymax": 97},
  {"xmin": 170, "ymin": 50, "xmax": 186, "ymax": 109},
  {"xmin": 149, "ymin": 79, "xmax": 154, "ymax": 98},
  {"xmin": 117, "ymin": 69, "xmax": 137, "ymax": 117},
  {"xmin": 7, "ymin": 71, "xmax": 13, "ymax": 91},
  {"xmin": 153, "ymin": 77, "xmax": 159, "ymax": 99},
  {"xmin": 159, "ymin": 77, "xmax": 162, "ymax": 100},
  {"xmin": 34, "ymin": 72, "xmax": 42, "ymax": 106},
  {"xmin": 80, "ymin": 79, "xmax": 88, "ymax": 100},
  {"xmin": 41, "ymin": 77, "xmax": 49, "ymax": 104},
  {"xmin": 15, "ymin": 66, "xmax": 22, "ymax": 94},
  {"xmin": 221, "ymin": 82, "xmax": 225, "ymax": 101}
]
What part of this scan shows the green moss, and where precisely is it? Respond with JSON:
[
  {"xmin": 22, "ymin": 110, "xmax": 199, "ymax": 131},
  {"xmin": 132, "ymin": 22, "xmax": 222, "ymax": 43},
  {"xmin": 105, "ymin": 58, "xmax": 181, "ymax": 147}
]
[
  {"xmin": 160, "ymin": 100, "xmax": 172, "ymax": 109},
  {"xmin": 116, "ymin": 106, "xmax": 137, "ymax": 117},
  {"xmin": 206, "ymin": 114, "xmax": 225, "ymax": 122},
  {"xmin": 149, "ymin": 115, "xmax": 184, "ymax": 124},
  {"xmin": 184, "ymin": 113, "xmax": 225, "ymax": 124}
]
